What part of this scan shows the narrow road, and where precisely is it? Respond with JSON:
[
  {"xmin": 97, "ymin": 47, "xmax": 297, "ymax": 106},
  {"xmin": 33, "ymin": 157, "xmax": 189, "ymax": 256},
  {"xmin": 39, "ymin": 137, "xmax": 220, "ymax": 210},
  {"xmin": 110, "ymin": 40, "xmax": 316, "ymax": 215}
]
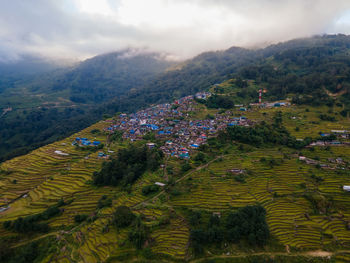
[{"xmin": 133, "ymin": 155, "xmax": 223, "ymax": 209}]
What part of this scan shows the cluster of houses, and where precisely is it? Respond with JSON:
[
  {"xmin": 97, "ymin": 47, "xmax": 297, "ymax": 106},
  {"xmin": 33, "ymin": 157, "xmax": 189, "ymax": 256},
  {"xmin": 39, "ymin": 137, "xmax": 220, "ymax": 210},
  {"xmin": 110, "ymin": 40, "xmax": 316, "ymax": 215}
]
[
  {"xmin": 72, "ymin": 137, "xmax": 101, "ymax": 147},
  {"xmin": 320, "ymin": 130, "xmax": 350, "ymax": 139},
  {"xmin": 104, "ymin": 93, "xmax": 253, "ymax": 159},
  {"xmin": 299, "ymin": 155, "xmax": 348, "ymax": 170},
  {"xmin": 97, "ymin": 152, "xmax": 109, "ymax": 159},
  {"xmin": 309, "ymin": 141, "xmax": 344, "ymax": 146},
  {"xmin": 304, "ymin": 130, "xmax": 350, "ymax": 147},
  {"xmin": 248, "ymin": 101, "xmax": 291, "ymax": 108}
]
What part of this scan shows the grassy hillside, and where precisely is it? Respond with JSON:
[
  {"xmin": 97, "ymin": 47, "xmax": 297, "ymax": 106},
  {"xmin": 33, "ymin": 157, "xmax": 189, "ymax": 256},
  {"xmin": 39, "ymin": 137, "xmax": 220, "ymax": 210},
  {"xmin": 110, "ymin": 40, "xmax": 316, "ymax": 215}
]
[{"xmin": 0, "ymin": 89, "xmax": 350, "ymax": 262}]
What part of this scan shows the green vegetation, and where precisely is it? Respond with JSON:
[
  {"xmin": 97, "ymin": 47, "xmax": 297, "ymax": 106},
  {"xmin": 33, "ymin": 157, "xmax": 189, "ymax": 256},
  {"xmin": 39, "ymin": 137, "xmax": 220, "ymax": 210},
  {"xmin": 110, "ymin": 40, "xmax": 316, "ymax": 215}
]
[
  {"xmin": 113, "ymin": 206, "xmax": 136, "ymax": 228},
  {"xmin": 142, "ymin": 184, "xmax": 160, "ymax": 196},
  {"xmin": 190, "ymin": 206, "xmax": 269, "ymax": 254},
  {"xmin": 97, "ymin": 195, "xmax": 112, "ymax": 209},
  {"xmin": 128, "ymin": 218, "xmax": 149, "ymax": 249},
  {"xmin": 197, "ymin": 95, "xmax": 234, "ymax": 109},
  {"xmin": 92, "ymin": 144, "xmax": 163, "ymax": 186},
  {"xmin": 0, "ymin": 236, "xmax": 58, "ymax": 263},
  {"xmin": 3, "ymin": 201, "xmax": 63, "ymax": 233},
  {"xmin": 219, "ymin": 121, "xmax": 311, "ymax": 149},
  {"xmin": 74, "ymin": 214, "xmax": 89, "ymax": 223}
]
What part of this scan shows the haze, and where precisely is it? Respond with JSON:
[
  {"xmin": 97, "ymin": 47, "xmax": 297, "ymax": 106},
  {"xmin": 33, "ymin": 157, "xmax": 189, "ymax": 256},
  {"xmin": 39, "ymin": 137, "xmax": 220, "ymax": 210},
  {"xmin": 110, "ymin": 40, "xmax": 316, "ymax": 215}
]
[{"xmin": 1, "ymin": 0, "xmax": 350, "ymax": 62}]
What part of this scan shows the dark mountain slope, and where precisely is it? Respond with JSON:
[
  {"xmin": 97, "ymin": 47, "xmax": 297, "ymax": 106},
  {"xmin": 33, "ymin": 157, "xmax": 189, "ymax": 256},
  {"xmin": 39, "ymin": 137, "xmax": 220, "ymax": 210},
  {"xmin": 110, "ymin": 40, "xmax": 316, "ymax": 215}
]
[{"xmin": 50, "ymin": 51, "xmax": 175, "ymax": 103}]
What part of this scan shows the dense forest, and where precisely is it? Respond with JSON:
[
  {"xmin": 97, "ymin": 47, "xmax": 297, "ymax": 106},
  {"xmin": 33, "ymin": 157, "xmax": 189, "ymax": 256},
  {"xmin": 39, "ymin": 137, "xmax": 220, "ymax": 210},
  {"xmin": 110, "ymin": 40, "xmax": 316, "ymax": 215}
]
[
  {"xmin": 2, "ymin": 35, "xmax": 350, "ymax": 161},
  {"xmin": 92, "ymin": 144, "xmax": 164, "ymax": 186},
  {"xmin": 189, "ymin": 205, "xmax": 270, "ymax": 255}
]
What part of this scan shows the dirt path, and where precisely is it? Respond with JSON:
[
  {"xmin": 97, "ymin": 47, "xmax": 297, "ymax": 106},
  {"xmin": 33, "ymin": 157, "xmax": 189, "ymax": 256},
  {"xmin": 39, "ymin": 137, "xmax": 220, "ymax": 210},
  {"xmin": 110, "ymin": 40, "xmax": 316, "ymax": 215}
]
[
  {"xmin": 191, "ymin": 250, "xmax": 339, "ymax": 263},
  {"xmin": 305, "ymin": 250, "xmax": 333, "ymax": 257},
  {"xmin": 0, "ymin": 107, "xmax": 12, "ymax": 118}
]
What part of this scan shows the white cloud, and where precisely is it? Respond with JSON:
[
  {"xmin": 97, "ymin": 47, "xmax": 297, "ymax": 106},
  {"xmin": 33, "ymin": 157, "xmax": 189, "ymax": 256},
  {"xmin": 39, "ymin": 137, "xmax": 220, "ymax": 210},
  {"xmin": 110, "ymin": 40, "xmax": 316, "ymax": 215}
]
[
  {"xmin": 0, "ymin": 0, "xmax": 350, "ymax": 62},
  {"xmin": 74, "ymin": 0, "xmax": 115, "ymax": 16}
]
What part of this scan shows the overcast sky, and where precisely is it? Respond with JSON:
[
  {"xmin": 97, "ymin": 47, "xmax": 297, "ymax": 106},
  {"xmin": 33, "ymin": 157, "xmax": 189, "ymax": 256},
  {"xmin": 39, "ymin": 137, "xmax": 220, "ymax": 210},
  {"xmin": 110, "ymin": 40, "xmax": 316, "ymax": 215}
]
[{"xmin": 1, "ymin": 0, "xmax": 350, "ymax": 62}]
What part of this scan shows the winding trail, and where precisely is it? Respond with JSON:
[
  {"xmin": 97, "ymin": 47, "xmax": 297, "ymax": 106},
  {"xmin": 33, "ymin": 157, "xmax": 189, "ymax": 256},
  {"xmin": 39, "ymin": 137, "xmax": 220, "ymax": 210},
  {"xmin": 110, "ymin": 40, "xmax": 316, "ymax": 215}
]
[{"xmin": 133, "ymin": 155, "xmax": 224, "ymax": 209}]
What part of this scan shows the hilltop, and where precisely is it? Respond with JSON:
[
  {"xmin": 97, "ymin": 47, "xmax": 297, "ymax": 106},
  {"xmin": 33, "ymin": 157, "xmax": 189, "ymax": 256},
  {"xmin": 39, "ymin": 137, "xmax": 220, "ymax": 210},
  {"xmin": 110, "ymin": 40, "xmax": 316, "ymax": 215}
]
[{"xmin": 1, "ymin": 82, "xmax": 350, "ymax": 262}]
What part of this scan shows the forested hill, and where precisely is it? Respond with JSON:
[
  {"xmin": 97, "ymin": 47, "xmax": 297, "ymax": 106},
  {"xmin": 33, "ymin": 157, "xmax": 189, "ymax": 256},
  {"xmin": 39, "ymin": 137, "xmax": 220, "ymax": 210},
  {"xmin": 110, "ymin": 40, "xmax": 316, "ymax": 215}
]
[
  {"xmin": 16, "ymin": 50, "xmax": 175, "ymax": 104},
  {"xmin": 100, "ymin": 34, "xmax": 350, "ymax": 115},
  {"xmin": 2, "ymin": 34, "xmax": 350, "ymax": 162}
]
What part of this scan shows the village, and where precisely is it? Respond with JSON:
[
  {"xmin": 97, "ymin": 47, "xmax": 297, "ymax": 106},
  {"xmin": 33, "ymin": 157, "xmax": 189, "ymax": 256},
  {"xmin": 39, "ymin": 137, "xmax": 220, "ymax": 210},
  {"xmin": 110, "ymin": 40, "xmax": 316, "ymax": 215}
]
[
  {"xmin": 103, "ymin": 92, "xmax": 254, "ymax": 159},
  {"xmin": 101, "ymin": 91, "xmax": 350, "ymax": 160}
]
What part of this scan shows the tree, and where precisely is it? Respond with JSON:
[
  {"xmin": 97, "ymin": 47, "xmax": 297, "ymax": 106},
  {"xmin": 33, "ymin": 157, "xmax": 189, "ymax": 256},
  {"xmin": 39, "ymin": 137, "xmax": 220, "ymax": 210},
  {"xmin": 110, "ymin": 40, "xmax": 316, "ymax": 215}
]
[
  {"xmin": 113, "ymin": 206, "xmax": 135, "ymax": 228},
  {"xmin": 128, "ymin": 218, "xmax": 148, "ymax": 249}
]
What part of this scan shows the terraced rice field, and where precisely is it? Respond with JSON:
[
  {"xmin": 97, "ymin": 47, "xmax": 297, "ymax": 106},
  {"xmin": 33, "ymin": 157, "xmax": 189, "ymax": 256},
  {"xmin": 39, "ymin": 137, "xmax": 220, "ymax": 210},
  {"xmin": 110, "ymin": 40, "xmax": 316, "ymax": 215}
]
[
  {"xmin": 0, "ymin": 121, "xmax": 108, "ymax": 218},
  {"xmin": 1, "ymin": 105, "xmax": 350, "ymax": 262},
  {"xmin": 168, "ymin": 147, "xmax": 350, "ymax": 252},
  {"xmin": 151, "ymin": 217, "xmax": 189, "ymax": 258}
]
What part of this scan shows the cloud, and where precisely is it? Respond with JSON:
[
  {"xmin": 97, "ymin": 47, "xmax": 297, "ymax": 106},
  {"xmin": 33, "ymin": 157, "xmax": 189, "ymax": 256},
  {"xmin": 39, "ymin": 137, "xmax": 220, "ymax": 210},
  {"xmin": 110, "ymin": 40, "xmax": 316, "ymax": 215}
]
[{"xmin": 0, "ymin": 0, "xmax": 350, "ymax": 62}]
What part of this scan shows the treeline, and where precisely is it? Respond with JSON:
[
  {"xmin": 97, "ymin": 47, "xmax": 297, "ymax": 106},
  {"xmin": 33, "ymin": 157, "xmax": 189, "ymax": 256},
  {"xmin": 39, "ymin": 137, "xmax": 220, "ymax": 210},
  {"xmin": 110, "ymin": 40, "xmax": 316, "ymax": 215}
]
[
  {"xmin": 196, "ymin": 95, "xmax": 235, "ymax": 109},
  {"xmin": 93, "ymin": 144, "xmax": 163, "ymax": 186},
  {"xmin": 189, "ymin": 205, "xmax": 269, "ymax": 254},
  {"xmin": 3, "ymin": 200, "xmax": 64, "ymax": 233}
]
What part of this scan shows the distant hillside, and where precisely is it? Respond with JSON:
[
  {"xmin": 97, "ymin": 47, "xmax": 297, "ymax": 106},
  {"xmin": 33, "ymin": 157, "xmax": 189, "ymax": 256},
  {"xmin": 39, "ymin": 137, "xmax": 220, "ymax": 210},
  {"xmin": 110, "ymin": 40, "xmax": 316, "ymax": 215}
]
[
  {"xmin": 0, "ymin": 55, "xmax": 67, "ymax": 95},
  {"xmin": 14, "ymin": 50, "xmax": 175, "ymax": 105},
  {"xmin": 50, "ymin": 50, "xmax": 174, "ymax": 104},
  {"xmin": 0, "ymin": 55, "xmax": 65, "ymax": 77}
]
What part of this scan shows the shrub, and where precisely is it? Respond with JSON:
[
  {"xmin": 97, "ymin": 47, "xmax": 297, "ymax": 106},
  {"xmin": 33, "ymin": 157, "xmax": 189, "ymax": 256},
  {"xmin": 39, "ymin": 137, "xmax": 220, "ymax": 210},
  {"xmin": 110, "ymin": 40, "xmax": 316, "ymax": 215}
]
[
  {"xmin": 97, "ymin": 195, "xmax": 112, "ymax": 209},
  {"xmin": 141, "ymin": 185, "xmax": 160, "ymax": 196},
  {"xmin": 74, "ymin": 214, "xmax": 88, "ymax": 223}
]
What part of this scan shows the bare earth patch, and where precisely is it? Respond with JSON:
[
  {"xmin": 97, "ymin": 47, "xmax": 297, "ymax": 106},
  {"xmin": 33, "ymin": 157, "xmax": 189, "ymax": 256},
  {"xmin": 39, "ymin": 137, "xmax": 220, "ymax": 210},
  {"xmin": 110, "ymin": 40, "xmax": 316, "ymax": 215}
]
[{"xmin": 306, "ymin": 250, "xmax": 333, "ymax": 257}]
